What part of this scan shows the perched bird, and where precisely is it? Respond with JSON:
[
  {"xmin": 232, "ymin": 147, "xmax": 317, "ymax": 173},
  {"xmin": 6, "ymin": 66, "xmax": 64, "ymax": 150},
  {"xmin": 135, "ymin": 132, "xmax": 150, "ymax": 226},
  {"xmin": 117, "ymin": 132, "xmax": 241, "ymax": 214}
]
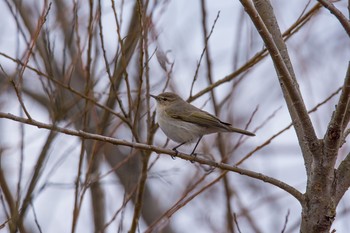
[{"xmin": 151, "ymin": 92, "xmax": 255, "ymax": 156}]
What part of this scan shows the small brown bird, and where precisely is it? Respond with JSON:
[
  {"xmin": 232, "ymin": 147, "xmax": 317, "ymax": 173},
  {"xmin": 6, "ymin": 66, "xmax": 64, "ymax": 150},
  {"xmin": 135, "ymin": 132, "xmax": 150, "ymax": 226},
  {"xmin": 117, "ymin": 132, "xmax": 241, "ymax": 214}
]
[{"xmin": 151, "ymin": 92, "xmax": 255, "ymax": 155}]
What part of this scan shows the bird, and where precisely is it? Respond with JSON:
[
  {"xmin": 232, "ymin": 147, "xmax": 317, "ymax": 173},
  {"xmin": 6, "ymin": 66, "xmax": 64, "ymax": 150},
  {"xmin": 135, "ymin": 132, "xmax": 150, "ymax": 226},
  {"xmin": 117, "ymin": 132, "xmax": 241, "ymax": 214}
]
[{"xmin": 151, "ymin": 92, "xmax": 255, "ymax": 156}]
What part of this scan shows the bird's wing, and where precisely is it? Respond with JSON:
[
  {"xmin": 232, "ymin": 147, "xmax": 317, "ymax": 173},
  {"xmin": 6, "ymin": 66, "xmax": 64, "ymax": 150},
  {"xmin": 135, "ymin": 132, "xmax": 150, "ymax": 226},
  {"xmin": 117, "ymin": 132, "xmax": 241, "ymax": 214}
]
[
  {"xmin": 166, "ymin": 106, "xmax": 227, "ymax": 129},
  {"xmin": 165, "ymin": 104, "xmax": 255, "ymax": 136}
]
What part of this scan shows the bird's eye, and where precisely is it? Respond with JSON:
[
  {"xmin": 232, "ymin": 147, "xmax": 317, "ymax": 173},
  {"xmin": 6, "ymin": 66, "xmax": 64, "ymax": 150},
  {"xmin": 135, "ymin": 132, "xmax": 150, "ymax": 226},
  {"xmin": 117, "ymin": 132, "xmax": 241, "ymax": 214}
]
[{"xmin": 162, "ymin": 97, "xmax": 167, "ymax": 101}]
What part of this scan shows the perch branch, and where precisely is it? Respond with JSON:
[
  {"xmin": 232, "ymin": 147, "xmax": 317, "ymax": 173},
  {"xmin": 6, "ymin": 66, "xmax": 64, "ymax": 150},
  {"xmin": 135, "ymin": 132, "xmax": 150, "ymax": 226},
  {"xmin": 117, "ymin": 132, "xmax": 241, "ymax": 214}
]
[{"xmin": 0, "ymin": 112, "xmax": 303, "ymax": 203}]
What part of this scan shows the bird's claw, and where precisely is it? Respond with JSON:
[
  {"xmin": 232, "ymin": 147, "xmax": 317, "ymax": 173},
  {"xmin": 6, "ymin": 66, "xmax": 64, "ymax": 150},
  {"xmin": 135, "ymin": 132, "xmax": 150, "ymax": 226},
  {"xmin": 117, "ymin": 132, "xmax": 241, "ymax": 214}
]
[
  {"xmin": 189, "ymin": 152, "xmax": 197, "ymax": 163},
  {"xmin": 171, "ymin": 148, "xmax": 178, "ymax": 159}
]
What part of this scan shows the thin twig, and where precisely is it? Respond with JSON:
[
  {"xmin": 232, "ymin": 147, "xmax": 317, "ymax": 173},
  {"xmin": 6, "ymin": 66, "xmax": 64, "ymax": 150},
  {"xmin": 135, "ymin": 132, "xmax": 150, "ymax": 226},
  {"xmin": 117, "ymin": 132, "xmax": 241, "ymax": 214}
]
[
  {"xmin": 0, "ymin": 52, "xmax": 129, "ymax": 124},
  {"xmin": 233, "ymin": 213, "xmax": 243, "ymax": 233},
  {"xmin": 145, "ymin": 170, "xmax": 212, "ymax": 232},
  {"xmin": 18, "ymin": 2, "xmax": 52, "ymax": 120},
  {"xmin": 71, "ymin": 133, "xmax": 86, "ymax": 233},
  {"xmin": 188, "ymin": 3, "xmax": 323, "ymax": 103},
  {"xmin": 237, "ymin": 87, "xmax": 342, "ymax": 165},
  {"xmin": 199, "ymin": 0, "xmax": 218, "ymax": 114},
  {"xmin": 30, "ymin": 201, "xmax": 43, "ymax": 233},
  {"xmin": 17, "ymin": 130, "xmax": 57, "ymax": 230},
  {"xmin": 190, "ymin": 11, "xmax": 220, "ymax": 97},
  {"xmin": 281, "ymin": 209, "xmax": 290, "ymax": 233},
  {"xmin": 100, "ymin": 185, "xmax": 138, "ymax": 232}
]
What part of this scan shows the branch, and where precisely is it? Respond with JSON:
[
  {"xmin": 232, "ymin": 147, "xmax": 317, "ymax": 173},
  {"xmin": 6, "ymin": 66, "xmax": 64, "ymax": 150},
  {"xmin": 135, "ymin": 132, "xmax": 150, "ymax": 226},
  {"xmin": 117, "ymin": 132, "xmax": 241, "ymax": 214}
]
[
  {"xmin": 333, "ymin": 65, "xmax": 350, "ymax": 202},
  {"xmin": 15, "ymin": 2, "xmax": 52, "ymax": 120},
  {"xmin": 317, "ymin": 0, "xmax": 350, "ymax": 37},
  {"xmin": 189, "ymin": 10, "xmax": 220, "ymax": 97},
  {"xmin": 335, "ymin": 152, "xmax": 350, "ymax": 204},
  {"xmin": 0, "ymin": 163, "xmax": 20, "ymax": 232},
  {"xmin": 339, "ymin": 62, "xmax": 350, "ymax": 132},
  {"xmin": 324, "ymin": 62, "xmax": 350, "ymax": 154},
  {"xmin": 129, "ymin": 1, "xmax": 150, "ymax": 232},
  {"xmin": 0, "ymin": 112, "xmax": 303, "ymax": 203},
  {"xmin": 0, "ymin": 52, "xmax": 129, "ymax": 124},
  {"xmin": 146, "ymin": 171, "xmax": 222, "ymax": 233},
  {"xmin": 18, "ymin": 131, "xmax": 57, "ymax": 226},
  {"xmin": 188, "ymin": 2, "xmax": 323, "ymax": 102},
  {"xmin": 240, "ymin": 0, "xmax": 319, "ymax": 171},
  {"xmin": 239, "ymin": 87, "xmax": 342, "ymax": 165}
]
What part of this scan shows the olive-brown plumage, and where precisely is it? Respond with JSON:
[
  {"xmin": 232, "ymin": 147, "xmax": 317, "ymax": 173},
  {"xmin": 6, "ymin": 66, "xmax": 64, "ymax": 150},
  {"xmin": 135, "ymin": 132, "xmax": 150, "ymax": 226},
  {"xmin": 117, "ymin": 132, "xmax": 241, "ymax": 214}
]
[{"xmin": 151, "ymin": 92, "xmax": 255, "ymax": 155}]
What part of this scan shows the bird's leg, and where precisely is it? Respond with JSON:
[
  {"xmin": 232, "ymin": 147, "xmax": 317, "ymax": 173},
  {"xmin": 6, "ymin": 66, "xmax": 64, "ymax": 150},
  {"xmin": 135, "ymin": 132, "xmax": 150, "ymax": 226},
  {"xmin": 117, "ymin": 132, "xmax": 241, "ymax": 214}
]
[
  {"xmin": 190, "ymin": 136, "xmax": 202, "ymax": 158},
  {"xmin": 171, "ymin": 141, "xmax": 187, "ymax": 159}
]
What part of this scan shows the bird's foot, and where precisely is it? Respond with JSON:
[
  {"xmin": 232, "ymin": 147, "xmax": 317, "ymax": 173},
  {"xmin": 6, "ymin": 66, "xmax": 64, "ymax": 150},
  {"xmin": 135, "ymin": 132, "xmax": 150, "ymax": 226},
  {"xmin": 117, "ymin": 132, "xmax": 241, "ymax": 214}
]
[
  {"xmin": 189, "ymin": 152, "xmax": 197, "ymax": 163},
  {"xmin": 171, "ymin": 148, "xmax": 178, "ymax": 159}
]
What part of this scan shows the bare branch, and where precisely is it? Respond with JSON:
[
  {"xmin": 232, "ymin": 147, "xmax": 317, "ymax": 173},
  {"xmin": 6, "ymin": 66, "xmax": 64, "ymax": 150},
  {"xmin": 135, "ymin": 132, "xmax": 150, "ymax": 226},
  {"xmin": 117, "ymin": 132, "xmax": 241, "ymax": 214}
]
[
  {"xmin": 317, "ymin": 0, "xmax": 350, "ymax": 37},
  {"xmin": 15, "ymin": 130, "xmax": 57, "ymax": 231},
  {"xmin": 145, "ymin": 168, "xmax": 215, "ymax": 232},
  {"xmin": 339, "ymin": 62, "xmax": 350, "ymax": 132},
  {"xmin": 335, "ymin": 152, "xmax": 350, "ymax": 204},
  {"xmin": 0, "ymin": 52, "xmax": 129, "ymax": 124},
  {"xmin": 17, "ymin": 2, "xmax": 52, "ymax": 120},
  {"xmin": 0, "ymin": 112, "xmax": 303, "ymax": 203},
  {"xmin": 199, "ymin": 0, "xmax": 218, "ymax": 115},
  {"xmin": 333, "ymin": 65, "xmax": 350, "ymax": 127},
  {"xmin": 233, "ymin": 213, "xmax": 243, "ymax": 233},
  {"xmin": 190, "ymin": 10, "xmax": 220, "ymax": 98},
  {"xmin": 281, "ymin": 209, "xmax": 290, "ymax": 233},
  {"xmin": 240, "ymin": 0, "xmax": 319, "ymax": 173},
  {"xmin": 0, "ymin": 164, "xmax": 21, "ymax": 232},
  {"xmin": 188, "ymin": 3, "xmax": 323, "ymax": 103},
  {"xmin": 239, "ymin": 86, "xmax": 342, "ymax": 165},
  {"xmin": 129, "ymin": 1, "xmax": 149, "ymax": 232},
  {"xmin": 324, "ymin": 62, "xmax": 350, "ymax": 157}
]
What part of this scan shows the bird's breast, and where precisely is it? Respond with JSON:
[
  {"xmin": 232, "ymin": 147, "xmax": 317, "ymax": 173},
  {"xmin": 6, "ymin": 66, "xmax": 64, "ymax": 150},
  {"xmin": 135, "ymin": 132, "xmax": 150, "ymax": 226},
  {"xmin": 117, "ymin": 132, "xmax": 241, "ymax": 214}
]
[{"xmin": 156, "ymin": 108, "xmax": 205, "ymax": 143}]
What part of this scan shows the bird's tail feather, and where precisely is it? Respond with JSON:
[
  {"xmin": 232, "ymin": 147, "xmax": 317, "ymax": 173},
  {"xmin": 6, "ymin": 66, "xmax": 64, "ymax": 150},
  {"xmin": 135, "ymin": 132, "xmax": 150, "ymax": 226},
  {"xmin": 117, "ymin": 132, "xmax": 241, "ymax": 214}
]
[{"xmin": 228, "ymin": 127, "xmax": 255, "ymax": 136}]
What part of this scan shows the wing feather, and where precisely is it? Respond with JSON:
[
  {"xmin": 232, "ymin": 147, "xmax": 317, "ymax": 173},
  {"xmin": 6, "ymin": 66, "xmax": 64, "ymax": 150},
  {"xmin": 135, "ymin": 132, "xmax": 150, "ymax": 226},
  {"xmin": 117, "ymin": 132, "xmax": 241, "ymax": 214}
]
[{"xmin": 165, "ymin": 105, "xmax": 227, "ymax": 129}]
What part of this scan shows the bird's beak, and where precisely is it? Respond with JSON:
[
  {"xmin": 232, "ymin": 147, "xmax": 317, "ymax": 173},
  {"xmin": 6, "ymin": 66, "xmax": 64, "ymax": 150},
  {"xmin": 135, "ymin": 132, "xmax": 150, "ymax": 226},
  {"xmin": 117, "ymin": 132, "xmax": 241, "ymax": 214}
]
[{"xmin": 150, "ymin": 94, "xmax": 157, "ymax": 100}]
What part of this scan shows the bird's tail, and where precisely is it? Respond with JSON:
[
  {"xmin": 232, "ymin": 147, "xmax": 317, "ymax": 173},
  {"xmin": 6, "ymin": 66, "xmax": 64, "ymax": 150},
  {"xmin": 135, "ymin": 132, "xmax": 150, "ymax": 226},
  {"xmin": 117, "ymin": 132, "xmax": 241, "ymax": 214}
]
[{"xmin": 228, "ymin": 126, "xmax": 255, "ymax": 136}]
